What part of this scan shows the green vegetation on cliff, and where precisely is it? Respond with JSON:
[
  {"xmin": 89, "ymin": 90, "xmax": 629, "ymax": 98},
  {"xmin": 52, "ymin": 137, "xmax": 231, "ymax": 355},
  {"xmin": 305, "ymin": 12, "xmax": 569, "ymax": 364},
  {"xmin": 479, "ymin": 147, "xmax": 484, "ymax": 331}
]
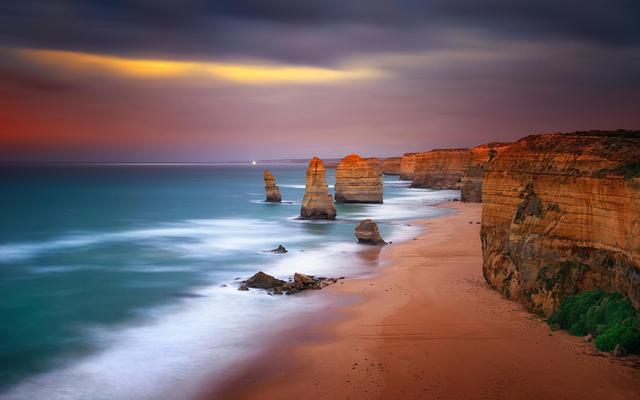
[{"xmin": 548, "ymin": 290, "xmax": 640, "ymax": 353}]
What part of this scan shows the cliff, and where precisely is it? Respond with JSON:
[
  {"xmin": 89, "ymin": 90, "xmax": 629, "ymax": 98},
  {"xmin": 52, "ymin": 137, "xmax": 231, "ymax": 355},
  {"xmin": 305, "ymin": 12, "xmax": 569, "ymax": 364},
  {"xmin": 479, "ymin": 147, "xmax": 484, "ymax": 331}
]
[
  {"xmin": 410, "ymin": 149, "xmax": 470, "ymax": 189},
  {"xmin": 399, "ymin": 153, "xmax": 419, "ymax": 180},
  {"xmin": 382, "ymin": 157, "xmax": 401, "ymax": 175},
  {"xmin": 300, "ymin": 157, "xmax": 337, "ymax": 220},
  {"xmin": 335, "ymin": 154, "xmax": 383, "ymax": 203},
  {"xmin": 263, "ymin": 170, "xmax": 282, "ymax": 202},
  {"xmin": 480, "ymin": 130, "xmax": 640, "ymax": 316},
  {"xmin": 460, "ymin": 143, "xmax": 510, "ymax": 202}
]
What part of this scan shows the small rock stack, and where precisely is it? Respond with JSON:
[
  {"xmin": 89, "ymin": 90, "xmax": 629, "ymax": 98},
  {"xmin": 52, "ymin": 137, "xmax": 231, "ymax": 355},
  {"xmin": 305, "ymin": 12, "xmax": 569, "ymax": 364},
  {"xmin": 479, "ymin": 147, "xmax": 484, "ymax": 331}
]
[
  {"xmin": 355, "ymin": 219, "xmax": 387, "ymax": 245},
  {"xmin": 300, "ymin": 157, "xmax": 337, "ymax": 220},
  {"xmin": 263, "ymin": 170, "xmax": 282, "ymax": 202}
]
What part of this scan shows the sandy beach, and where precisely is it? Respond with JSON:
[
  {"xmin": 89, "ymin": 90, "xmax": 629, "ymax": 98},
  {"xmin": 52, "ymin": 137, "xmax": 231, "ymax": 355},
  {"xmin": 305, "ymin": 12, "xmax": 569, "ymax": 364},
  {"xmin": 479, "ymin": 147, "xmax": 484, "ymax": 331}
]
[{"xmin": 208, "ymin": 202, "xmax": 640, "ymax": 400}]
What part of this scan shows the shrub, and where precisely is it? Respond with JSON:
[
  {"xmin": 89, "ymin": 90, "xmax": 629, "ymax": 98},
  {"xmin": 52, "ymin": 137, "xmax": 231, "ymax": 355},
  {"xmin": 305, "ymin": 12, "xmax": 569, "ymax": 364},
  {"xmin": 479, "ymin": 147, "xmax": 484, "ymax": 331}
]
[{"xmin": 549, "ymin": 290, "xmax": 640, "ymax": 353}]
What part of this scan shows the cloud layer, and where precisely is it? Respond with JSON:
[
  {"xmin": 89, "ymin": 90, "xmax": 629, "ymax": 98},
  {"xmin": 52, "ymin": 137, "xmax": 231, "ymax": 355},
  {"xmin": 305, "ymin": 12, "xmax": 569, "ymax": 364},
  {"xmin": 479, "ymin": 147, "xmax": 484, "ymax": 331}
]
[{"xmin": 1, "ymin": 0, "xmax": 639, "ymax": 161}]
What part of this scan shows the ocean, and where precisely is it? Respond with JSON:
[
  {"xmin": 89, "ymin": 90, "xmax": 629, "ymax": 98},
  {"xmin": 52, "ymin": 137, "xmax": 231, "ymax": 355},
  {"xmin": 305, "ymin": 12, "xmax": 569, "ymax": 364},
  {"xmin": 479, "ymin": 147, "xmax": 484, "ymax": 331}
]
[{"xmin": 0, "ymin": 164, "xmax": 458, "ymax": 399}]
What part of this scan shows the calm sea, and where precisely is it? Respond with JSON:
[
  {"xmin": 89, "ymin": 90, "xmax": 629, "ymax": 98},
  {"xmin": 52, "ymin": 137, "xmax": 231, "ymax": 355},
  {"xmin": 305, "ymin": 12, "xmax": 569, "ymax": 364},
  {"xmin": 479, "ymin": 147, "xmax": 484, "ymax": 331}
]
[{"xmin": 0, "ymin": 164, "xmax": 457, "ymax": 399}]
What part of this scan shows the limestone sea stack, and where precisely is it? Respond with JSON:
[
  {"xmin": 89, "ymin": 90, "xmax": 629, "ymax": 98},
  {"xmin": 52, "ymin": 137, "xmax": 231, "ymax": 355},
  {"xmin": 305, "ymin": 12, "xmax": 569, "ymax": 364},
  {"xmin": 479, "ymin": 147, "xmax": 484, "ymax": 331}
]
[
  {"xmin": 263, "ymin": 170, "xmax": 282, "ymax": 202},
  {"xmin": 355, "ymin": 219, "xmax": 386, "ymax": 245},
  {"xmin": 460, "ymin": 142, "xmax": 511, "ymax": 202},
  {"xmin": 382, "ymin": 157, "xmax": 401, "ymax": 175},
  {"xmin": 300, "ymin": 157, "xmax": 337, "ymax": 220},
  {"xmin": 410, "ymin": 148, "xmax": 470, "ymax": 189},
  {"xmin": 399, "ymin": 153, "xmax": 419, "ymax": 180},
  {"xmin": 481, "ymin": 130, "xmax": 640, "ymax": 316},
  {"xmin": 365, "ymin": 157, "xmax": 383, "ymax": 176},
  {"xmin": 335, "ymin": 154, "xmax": 383, "ymax": 203}
]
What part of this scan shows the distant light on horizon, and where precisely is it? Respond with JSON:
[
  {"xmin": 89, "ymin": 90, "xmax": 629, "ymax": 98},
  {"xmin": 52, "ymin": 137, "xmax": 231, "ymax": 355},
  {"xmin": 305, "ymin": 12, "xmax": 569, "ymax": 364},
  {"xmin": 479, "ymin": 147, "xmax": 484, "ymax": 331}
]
[{"xmin": 252, "ymin": 161, "xmax": 257, "ymax": 165}]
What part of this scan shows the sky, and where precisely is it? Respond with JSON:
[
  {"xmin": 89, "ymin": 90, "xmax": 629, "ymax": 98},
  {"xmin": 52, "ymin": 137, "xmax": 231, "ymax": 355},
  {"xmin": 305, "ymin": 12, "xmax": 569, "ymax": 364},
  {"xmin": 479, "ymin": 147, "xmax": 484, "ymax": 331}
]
[{"xmin": 1, "ymin": 1, "xmax": 639, "ymax": 162}]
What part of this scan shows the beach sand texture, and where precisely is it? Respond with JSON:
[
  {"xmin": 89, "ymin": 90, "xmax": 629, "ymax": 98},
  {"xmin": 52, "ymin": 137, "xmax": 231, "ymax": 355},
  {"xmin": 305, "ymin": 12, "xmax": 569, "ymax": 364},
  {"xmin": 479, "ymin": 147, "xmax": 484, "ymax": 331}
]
[{"xmin": 210, "ymin": 202, "xmax": 640, "ymax": 400}]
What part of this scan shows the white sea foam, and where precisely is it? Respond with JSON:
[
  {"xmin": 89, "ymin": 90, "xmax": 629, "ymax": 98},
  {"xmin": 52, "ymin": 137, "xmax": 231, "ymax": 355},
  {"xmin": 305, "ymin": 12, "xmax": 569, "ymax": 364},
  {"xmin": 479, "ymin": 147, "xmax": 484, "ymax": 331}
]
[{"xmin": 1, "ymin": 188, "xmax": 460, "ymax": 400}]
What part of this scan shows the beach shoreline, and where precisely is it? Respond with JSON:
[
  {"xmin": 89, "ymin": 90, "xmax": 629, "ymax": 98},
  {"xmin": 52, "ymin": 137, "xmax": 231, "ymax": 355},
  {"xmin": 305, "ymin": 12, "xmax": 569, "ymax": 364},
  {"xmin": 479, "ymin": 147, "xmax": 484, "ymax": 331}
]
[{"xmin": 205, "ymin": 202, "xmax": 640, "ymax": 400}]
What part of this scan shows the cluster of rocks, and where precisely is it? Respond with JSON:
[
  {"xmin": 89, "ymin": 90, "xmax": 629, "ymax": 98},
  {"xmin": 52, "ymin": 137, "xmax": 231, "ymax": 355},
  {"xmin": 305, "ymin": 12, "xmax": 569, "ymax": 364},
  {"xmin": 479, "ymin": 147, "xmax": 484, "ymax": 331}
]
[{"xmin": 238, "ymin": 271, "xmax": 343, "ymax": 295}]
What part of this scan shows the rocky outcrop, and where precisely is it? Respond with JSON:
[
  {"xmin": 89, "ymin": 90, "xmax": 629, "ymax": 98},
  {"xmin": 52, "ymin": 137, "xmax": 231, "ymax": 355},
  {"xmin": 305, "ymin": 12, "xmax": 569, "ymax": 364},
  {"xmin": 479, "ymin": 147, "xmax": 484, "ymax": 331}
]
[
  {"xmin": 263, "ymin": 170, "xmax": 282, "ymax": 202},
  {"xmin": 481, "ymin": 130, "xmax": 640, "ymax": 316},
  {"xmin": 399, "ymin": 153, "xmax": 419, "ymax": 180},
  {"xmin": 300, "ymin": 157, "xmax": 337, "ymax": 220},
  {"xmin": 460, "ymin": 143, "xmax": 511, "ymax": 202},
  {"xmin": 335, "ymin": 154, "xmax": 383, "ymax": 203},
  {"xmin": 382, "ymin": 157, "xmax": 401, "ymax": 175},
  {"xmin": 268, "ymin": 245, "xmax": 287, "ymax": 254},
  {"xmin": 410, "ymin": 149, "xmax": 471, "ymax": 189},
  {"xmin": 239, "ymin": 271, "xmax": 341, "ymax": 294},
  {"xmin": 366, "ymin": 157, "xmax": 383, "ymax": 176},
  {"xmin": 355, "ymin": 219, "xmax": 386, "ymax": 245}
]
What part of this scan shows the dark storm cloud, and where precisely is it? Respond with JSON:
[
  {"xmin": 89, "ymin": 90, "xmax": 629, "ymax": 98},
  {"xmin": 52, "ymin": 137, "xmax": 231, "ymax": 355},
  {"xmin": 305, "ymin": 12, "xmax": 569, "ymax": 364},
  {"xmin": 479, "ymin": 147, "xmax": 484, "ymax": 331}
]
[{"xmin": 1, "ymin": 0, "xmax": 639, "ymax": 64}]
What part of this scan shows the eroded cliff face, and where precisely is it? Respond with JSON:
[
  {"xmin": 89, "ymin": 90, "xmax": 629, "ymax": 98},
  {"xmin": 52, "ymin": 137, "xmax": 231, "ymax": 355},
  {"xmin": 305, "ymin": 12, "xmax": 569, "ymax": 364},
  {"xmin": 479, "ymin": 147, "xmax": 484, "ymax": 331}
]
[
  {"xmin": 366, "ymin": 157, "xmax": 383, "ymax": 176},
  {"xmin": 335, "ymin": 154, "xmax": 383, "ymax": 203},
  {"xmin": 410, "ymin": 149, "xmax": 470, "ymax": 189},
  {"xmin": 263, "ymin": 170, "xmax": 282, "ymax": 202},
  {"xmin": 399, "ymin": 153, "xmax": 419, "ymax": 180},
  {"xmin": 460, "ymin": 143, "xmax": 510, "ymax": 202},
  {"xmin": 480, "ymin": 131, "xmax": 640, "ymax": 316},
  {"xmin": 382, "ymin": 157, "xmax": 401, "ymax": 175},
  {"xmin": 300, "ymin": 157, "xmax": 337, "ymax": 220}
]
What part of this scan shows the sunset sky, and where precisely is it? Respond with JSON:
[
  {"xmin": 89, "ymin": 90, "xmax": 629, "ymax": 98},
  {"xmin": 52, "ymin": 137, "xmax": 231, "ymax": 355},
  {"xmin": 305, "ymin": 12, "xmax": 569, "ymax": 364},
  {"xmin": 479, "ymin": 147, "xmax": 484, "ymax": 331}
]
[{"xmin": 1, "ymin": 1, "xmax": 639, "ymax": 162}]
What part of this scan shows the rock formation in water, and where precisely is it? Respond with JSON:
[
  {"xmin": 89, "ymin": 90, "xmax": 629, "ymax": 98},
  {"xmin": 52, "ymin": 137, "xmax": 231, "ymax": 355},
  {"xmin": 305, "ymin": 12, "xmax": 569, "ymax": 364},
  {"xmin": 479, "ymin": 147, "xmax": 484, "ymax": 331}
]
[
  {"xmin": 263, "ymin": 170, "xmax": 282, "ymax": 202},
  {"xmin": 481, "ymin": 130, "xmax": 640, "ymax": 316},
  {"xmin": 300, "ymin": 157, "xmax": 337, "ymax": 220},
  {"xmin": 399, "ymin": 153, "xmax": 419, "ymax": 180},
  {"xmin": 239, "ymin": 271, "xmax": 341, "ymax": 294},
  {"xmin": 355, "ymin": 219, "xmax": 386, "ymax": 245},
  {"xmin": 410, "ymin": 149, "xmax": 471, "ymax": 189},
  {"xmin": 335, "ymin": 154, "xmax": 383, "ymax": 203},
  {"xmin": 382, "ymin": 157, "xmax": 401, "ymax": 175},
  {"xmin": 366, "ymin": 157, "xmax": 383, "ymax": 176},
  {"xmin": 460, "ymin": 143, "xmax": 511, "ymax": 202}
]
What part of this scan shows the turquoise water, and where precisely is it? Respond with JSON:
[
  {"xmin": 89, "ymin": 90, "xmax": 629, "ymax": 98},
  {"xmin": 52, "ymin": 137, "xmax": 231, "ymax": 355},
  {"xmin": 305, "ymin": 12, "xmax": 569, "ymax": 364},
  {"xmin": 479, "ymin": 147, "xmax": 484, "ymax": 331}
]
[{"xmin": 0, "ymin": 165, "xmax": 457, "ymax": 399}]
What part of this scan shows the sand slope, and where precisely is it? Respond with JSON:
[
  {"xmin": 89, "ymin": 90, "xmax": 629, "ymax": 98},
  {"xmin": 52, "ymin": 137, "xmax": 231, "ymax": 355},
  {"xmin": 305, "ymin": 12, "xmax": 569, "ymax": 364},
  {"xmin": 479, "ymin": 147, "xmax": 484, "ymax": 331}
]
[{"xmin": 211, "ymin": 203, "xmax": 640, "ymax": 399}]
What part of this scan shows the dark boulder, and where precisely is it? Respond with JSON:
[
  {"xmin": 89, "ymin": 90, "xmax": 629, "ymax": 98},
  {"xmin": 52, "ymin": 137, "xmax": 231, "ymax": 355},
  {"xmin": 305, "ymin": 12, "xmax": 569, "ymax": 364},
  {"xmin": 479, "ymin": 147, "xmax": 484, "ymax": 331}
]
[
  {"xmin": 244, "ymin": 271, "xmax": 286, "ymax": 289},
  {"xmin": 355, "ymin": 219, "xmax": 386, "ymax": 245}
]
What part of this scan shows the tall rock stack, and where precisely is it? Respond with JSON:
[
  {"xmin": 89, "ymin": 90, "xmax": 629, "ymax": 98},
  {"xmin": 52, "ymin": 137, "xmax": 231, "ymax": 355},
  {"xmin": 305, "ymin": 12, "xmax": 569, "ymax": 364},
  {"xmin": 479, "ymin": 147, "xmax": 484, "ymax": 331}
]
[
  {"xmin": 365, "ymin": 157, "xmax": 383, "ymax": 176},
  {"xmin": 481, "ymin": 130, "xmax": 640, "ymax": 316},
  {"xmin": 460, "ymin": 142, "xmax": 510, "ymax": 203},
  {"xmin": 399, "ymin": 153, "xmax": 419, "ymax": 180},
  {"xmin": 410, "ymin": 149, "xmax": 470, "ymax": 189},
  {"xmin": 335, "ymin": 154, "xmax": 383, "ymax": 203},
  {"xmin": 300, "ymin": 157, "xmax": 337, "ymax": 220},
  {"xmin": 263, "ymin": 170, "xmax": 282, "ymax": 202},
  {"xmin": 382, "ymin": 157, "xmax": 401, "ymax": 175}
]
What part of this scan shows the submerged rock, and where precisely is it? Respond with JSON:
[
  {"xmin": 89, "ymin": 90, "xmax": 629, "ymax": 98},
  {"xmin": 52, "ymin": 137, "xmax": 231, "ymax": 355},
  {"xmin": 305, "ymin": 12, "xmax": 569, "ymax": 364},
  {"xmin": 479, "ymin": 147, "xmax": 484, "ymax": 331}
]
[
  {"xmin": 300, "ymin": 157, "xmax": 337, "ymax": 220},
  {"xmin": 268, "ymin": 245, "xmax": 288, "ymax": 254},
  {"xmin": 263, "ymin": 170, "xmax": 282, "ymax": 202},
  {"xmin": 238, "ymin": 271, "xmax": 340, "ymax": 294},
  {"xmin": 244, "ymin": 271, "xmax": 286, "ymax": 289},
  {"xmin": 355, "ymin": 219, "xmax": 386, "ymax": 245}
]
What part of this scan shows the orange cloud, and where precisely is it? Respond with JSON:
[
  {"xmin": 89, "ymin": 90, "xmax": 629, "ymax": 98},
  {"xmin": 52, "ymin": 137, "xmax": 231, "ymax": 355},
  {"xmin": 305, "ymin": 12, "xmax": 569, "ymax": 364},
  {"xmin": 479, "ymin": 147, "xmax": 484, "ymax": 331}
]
[{"xmin": 18, "ymin": 48, "xmax": 382, "ymax": 85}]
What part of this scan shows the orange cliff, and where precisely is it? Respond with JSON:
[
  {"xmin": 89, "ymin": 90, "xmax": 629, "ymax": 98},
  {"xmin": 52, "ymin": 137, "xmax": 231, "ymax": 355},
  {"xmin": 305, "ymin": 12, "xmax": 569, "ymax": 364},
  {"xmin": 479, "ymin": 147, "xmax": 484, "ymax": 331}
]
[
  {"xmin": 410, "ymin": 148, "xmax": 470, "ymax": 189},
  {"xmin": 382, "ymin": 157, "xmax": 401, "ymax": 175},
  {"xmin": 335, "ymin": 154, "xmax": 383, "ymax": 204},
  {"xmin": 300, "ymin": 157, "xmax": 337, "ymax": 220},
  {"xmin": 399, "ymin": 153, "xmax": 419, "ymax": 180},
  {"xmin": 460, "ymin": 143, "xmax": 511, "ymax": 202},
  {"xmin": 480, "ymin": 130, "xmax": 640, "ymax": 316}
]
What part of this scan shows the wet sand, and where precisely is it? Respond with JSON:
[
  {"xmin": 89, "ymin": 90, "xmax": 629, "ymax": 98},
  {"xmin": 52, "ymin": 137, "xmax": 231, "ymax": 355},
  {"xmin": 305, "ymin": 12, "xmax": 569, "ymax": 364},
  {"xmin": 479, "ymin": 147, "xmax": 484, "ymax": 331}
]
[{"xmin": 207, "ymin": 202, "xmax": 640, "ymax": 399}]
